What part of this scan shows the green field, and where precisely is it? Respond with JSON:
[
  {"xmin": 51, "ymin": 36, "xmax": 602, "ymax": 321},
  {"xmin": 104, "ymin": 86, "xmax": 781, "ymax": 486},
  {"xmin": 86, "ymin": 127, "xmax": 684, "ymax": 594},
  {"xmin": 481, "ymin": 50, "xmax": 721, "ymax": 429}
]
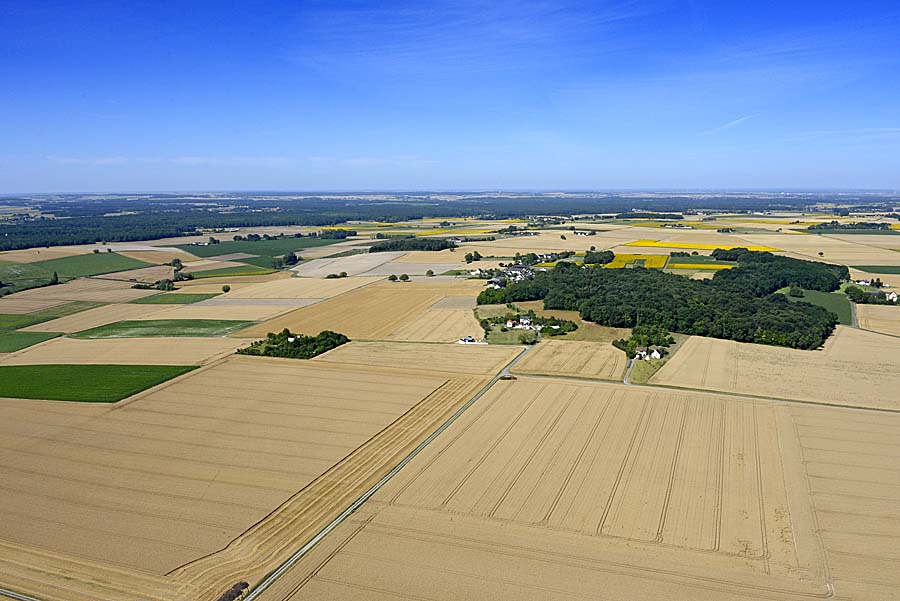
[
  {"xmin": 776, "ymin": 287, "xmax": 853, "ymax": 325},
  {"xmin": 0, "ymin": 364, "xmax": 196, "ymax": 402},
  {"xmin": 0, "ymin": 301, "xmax": 102, "ymax": 332},
  {"xmin": 174, "ymin": 237, "xmax": 340, "ymax": 262},
  {"xmin": 852, "ymin": 265, "xmax": 900, "ymax": 274},
  {"xmin": 71, "ymin": 319, "xmax": 254, "ymax": 338},
  {"xmin": 33, "ymin": 252, "xmax": 153, "ymax": 277},
  {"xmin": 486, "ymin": 325, "xmax": 537, "ymax": 345},
  {"xmin": 0, "ymin": 261, "xmax": 55, "ymax": 294},
  {"xmin": 131, "ymin": 293, "xmax": 219, "ymax": 304},
  {"xmin": 0, "ymin": 331, "xmax": 61, "ymax": 353},
  {"xmin": 191, "ymin": 265, "xmax": 276, "ymax": 279}
]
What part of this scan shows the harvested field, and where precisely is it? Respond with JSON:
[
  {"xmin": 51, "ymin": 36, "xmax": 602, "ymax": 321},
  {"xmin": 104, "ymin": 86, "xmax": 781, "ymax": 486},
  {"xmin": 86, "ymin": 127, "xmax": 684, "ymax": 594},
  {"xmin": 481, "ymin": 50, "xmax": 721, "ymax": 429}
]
[
  {"xmin": 0, "ymin": 296, "xmax": 69, "ymax": 314},
  {"xmin": 512, "ymin": 340, "xmax": 627, "ymax": 380},
  {"xmin": 226, "ymin": 276, "xmax": 381, "ymax": 299},
  {"xmin": 291, "ymin": 252, "xmax": 402, "ymax": 278},
  {"xmin": 130, "ymin": 303, "xmax": 294, "ymax": 322},
  {"xmin": 21, "ymin": 303, "xmax": 173, "ymax": 333},
  {"xmin": 183, "ymin": 259, "xmax": 247, "ymax": 273},
  {"xmin": 0, "ymin": 356, "xmax": 490, "ymax": 600},
  {"xmin": 388, "ymin": 299, "xmax": 481, "ymax": 341},
  {"xmin": 9, "ymin": 277, "xmax": 160, "ymax": 303},
  {"xmin": 315, "ymin": 340, "xmax": 519, "ymax": 375},
  {"xmin": 258, "ymin": 378, "xmax": 839, "ymax": 601},
  {"xmin": 856, "ymin": 304, "xmax": 900, "ymax": 336},
  {"xmin": 101, "ymin": 265, "xmax": 174, "ymax": 282},
  {"xmin": 235, "ymin": 280, "xmax": 484, "ymax": 340},
  {"xmin": 743, "ymin": 233, "xmax": 900, "ymax": 265},
  {"xmin": 0, "ymin": 246, "xmax": 93, "ymax": 263},
  {"xmin": 0, "ymin": 337, "xmax": 243, "ymax": 365},
  {"xmin": 650, "ymin": 326, "xmax": 900, "ymax": 410},
  {"xmin": 392, "ymin": 250, "xmax": 469, "ymax": 263},
  {"xmin": 361, "ymin": 260, "xmax": 467, "ymax": 276}
]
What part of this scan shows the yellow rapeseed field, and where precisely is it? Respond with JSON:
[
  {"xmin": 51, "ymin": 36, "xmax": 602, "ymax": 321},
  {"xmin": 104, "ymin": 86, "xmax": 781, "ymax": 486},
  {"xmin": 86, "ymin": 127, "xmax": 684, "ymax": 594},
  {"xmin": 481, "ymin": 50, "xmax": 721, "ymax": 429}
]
[{"xmin": 604, "ymin": 253, "xmax": 668, "ymax": 268}]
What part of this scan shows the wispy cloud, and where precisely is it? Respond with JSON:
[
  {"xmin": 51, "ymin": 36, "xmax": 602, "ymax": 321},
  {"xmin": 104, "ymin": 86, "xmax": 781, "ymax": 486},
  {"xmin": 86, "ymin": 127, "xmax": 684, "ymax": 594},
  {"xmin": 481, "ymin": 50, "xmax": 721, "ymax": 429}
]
[
  {"xmin": 288, "ymin": 1, "xmax": 657, "ymax": 80},
  {"xmin": 698, "ymin": 114, "xmax": 759, "ymax": 136},
  {"xmin": 784, "ymin": 127, "xmax": 900, "ymax": 142}
]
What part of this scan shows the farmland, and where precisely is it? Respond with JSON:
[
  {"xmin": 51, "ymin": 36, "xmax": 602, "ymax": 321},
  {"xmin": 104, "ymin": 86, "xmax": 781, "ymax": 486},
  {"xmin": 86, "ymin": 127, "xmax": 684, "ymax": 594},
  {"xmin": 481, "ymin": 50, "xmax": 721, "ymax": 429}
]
[
  {"xmin": 511, "ymin": 339, "xmax": 626, "ymax": 380},
  {"xmin": 32, "ymin": 252, "xmax": 154, "ymax": 277},
  {"xmin": 1, "ymin": 208, "xmax": 900, "ymax": 601},
  {"xmin": 236, "ymin": 280, "xmax": 484, "ymax": 340},
  {"xmin": 71, "ymin": 319, "xmax": 254, "ymax": 338},
  {"xmin": 131, "ymin": 292, "xmax": 220, "ymax": 304},
  {"xmin": 256, "ymin": 378, "xmax": 867, "ymax": 601},
  {"xmin": 650, "ymin": 326, "xmax": 900, "ymax": 410}
]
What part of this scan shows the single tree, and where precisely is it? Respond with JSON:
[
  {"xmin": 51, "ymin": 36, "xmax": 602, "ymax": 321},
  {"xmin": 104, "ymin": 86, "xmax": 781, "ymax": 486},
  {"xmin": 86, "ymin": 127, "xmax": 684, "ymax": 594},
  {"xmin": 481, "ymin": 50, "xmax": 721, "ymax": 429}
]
[
  {"xmin": 426, "ymin": 269, "xmax": 434, "ymax": 277},
  {"xmin": 388, "ymin": 274, "xmax": 398, "ymax": 281},
  {"xmin": 49, "ymin": 271, "xmax": 59, "ymax": 285},
  {"xmin": 222, "ymin": 285, "xmax": 231, "ymax": 293},
  {"xmin": 399, "ymin": 273, "xmax": 410, "ymax": 281}
]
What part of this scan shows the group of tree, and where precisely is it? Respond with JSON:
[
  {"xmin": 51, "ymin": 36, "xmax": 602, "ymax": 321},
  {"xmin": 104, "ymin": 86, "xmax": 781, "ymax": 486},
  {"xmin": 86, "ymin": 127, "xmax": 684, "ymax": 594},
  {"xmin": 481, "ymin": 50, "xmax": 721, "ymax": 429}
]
[
  {"xmin": 478, "ymin": 308, "xmax": 578, "ymax": 337},
  {"xmin": 324, "ymin": 271, "xmax": 348, "ymax": 278},
  {"xmin": 464, "ymin": 251, "xmax": 482, "ymax": 263},
  {"xmin": 844, "ymin": 285, "xmax": 898, "ymax": 304},
  {"xmin": 808, "ymin": 221, "xmax": 892, "ymax": 231},
  {"xmin": 583, "ymin": 250, "xmax": 614, "ymax": 264},
  {"xmin": 387, "ymin": 274, "xmax": 410, "ymax": 281},
  {"xmin": 369, "ymin": 238, "xmax": 457, "ymax": 253},
  {"xmin": 271, "ymin": 252, "xmax": 301, "ymax": 269},
  {"xmin": 478, "ymin": 249, "xmax": 849, "ymax": 349},
  {"xmin": 236, "ymin": 329, "xmax": 350, "ymax": 359},
  {"xmin": 612, "ymin": 324, "xmax": 675, "ymax": 358}
]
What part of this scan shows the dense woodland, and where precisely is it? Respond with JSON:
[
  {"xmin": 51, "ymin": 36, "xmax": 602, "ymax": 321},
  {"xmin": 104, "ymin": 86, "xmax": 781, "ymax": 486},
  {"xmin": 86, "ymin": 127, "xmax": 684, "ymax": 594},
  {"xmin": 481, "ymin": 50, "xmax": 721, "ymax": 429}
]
[
  {"xmin": 478, "ymin": 250, "xmax": 849, "ymax": 349},
  {"xmin": 807, "ymin": 221, "xmax": 891, "ymax": 231},
  {"xmin": 368, "ymin": 237, "xmax": 457, "ymax": 252}
]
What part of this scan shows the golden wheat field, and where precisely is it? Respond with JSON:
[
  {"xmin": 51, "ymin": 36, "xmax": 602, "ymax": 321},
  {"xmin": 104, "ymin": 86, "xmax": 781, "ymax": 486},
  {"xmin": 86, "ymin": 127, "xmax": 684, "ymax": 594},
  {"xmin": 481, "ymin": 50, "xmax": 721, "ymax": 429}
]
[
  {"xmin": 856, "ymin": 304, "xmax": 900, "ymax": 336},
  {"xmin": 314, "ymin": 340, "xmax": 520, "ymax": 375},
  {"xmin": 0, "ymin": 337, "xmax": 243, "ymax": 365},
  {"xmin": 8, "ymin": 277, "xmax": 160, "ymax": 303},
  {"xmin": 21, "ymin": 303, "xmax": 174, "ymax": 332},
  {"xmin": 650, "ymin": 326, "xmax": 900, "ymax": 410},
  {"xmin": 0, "ymin": 355, "xmax": 492, "ymax": 601},
  {"xmin": 235, "ymin": 280, "xmax": 484, "ymax": 340},
  {"xmin": 253, "ymin": 377, "xmax": 900, "ymax": 601},
  {"xmin": 225, "ymin": 275, "xmax": 381, "ymax": 299},
  {"xmin": 512, "ymin": 340, "xmax": 627, "ymax": 380}
]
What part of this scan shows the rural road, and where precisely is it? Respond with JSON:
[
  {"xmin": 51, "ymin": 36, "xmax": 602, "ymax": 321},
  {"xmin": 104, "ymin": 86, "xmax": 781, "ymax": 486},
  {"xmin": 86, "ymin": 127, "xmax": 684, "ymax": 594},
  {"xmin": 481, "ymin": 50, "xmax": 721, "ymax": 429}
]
[{"xmin": 241, "ymin": 344, "xmax": 533, "ymax": 601}]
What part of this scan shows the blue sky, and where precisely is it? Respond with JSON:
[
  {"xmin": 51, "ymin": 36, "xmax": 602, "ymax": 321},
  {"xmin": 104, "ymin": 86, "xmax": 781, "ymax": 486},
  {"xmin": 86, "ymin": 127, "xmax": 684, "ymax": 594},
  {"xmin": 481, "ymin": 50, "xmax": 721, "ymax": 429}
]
[{"xmin": 1, "ymin": 1, "xmax": 898, "ymax": 192}]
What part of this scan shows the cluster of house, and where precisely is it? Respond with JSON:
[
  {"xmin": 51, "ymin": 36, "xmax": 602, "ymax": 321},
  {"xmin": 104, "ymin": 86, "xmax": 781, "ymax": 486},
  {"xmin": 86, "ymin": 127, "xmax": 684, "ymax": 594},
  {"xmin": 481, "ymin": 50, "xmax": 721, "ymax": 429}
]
[
  {"xmin": 886, "ymin": 291, "xmax": 899, "ymax": 303},
  {"xmin": 634, "ymin": 346, "xmax": 663, "ymax": 361},
  {"xmin": 484, "ymin": 264, "xmax": 535, "ymax": 289},
  {"xmin": 505, "ymin": 316, "xmax": 537, "ymax": 330}
]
